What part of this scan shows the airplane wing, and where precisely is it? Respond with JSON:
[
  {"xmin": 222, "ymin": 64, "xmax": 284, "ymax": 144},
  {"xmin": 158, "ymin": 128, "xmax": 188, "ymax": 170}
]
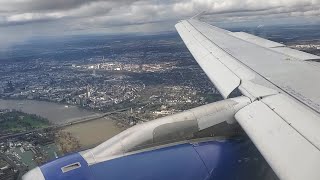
[{"xmin": 176, "ymin": 19, "xmax": 320, "ymax": 180}]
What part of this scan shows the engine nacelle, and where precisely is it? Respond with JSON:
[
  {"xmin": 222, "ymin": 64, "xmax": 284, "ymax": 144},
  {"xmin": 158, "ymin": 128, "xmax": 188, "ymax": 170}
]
[{"xmin": 82, "ymin": 96, "xmax": 251, "ymax": 165}]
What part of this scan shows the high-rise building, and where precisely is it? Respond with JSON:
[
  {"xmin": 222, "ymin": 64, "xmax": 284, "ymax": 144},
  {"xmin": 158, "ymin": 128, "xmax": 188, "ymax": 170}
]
[
  {"xmin": 4, "ymin": 81, "xmax": 14, "ymax": 93},
  {"xmin": 86, "ymin": 86, "xmax": 91, "ymax": 98}
]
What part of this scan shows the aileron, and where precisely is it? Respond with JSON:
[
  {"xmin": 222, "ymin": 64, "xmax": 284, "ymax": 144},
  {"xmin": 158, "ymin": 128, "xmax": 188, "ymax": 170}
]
[{"xmin": 230, "ymin": 32, "xmax": 284, "ymax": 48}]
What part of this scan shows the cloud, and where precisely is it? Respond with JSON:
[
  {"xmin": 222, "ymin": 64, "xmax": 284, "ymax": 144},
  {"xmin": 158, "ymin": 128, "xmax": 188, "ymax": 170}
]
[
  {"xmin": 1, "ymin": 0, "xmax": 319, "ymax": 27},
  {"xmin": 0, "ymin": 0, "xmax": 319, "ymax": 48},
  {"xmin": 0, "ymin": 0, "xmax": 127, "ymax": 12},
  {"xmin": 0, "ymin": 0, "xmax": 139, "ymax": 26},
  {"xmin": 173, "ymin": 0, "xmax": 320, "ymax": 17}
]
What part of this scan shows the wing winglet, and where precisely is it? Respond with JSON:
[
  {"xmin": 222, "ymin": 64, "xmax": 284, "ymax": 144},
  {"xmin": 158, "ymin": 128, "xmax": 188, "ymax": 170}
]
[{"xmin": 191, "ymin": 11, "xmax": 206, "ymax": 20}]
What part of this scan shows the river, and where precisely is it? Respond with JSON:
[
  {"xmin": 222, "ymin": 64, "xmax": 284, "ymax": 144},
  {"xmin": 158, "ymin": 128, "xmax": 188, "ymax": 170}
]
[
  {"xmin": 62, "ymin": 117, "xmax": 125, "ymax": 149},
  {"xmin": 0, "ymin": 99, "xmax": 101, "ymax": 124}
]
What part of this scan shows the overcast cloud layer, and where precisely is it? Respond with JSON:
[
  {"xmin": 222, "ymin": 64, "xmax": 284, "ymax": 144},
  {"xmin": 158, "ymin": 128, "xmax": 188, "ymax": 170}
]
[{"xmin": 0, "ymin": 0, "xmax": 320, "ymax": 48}]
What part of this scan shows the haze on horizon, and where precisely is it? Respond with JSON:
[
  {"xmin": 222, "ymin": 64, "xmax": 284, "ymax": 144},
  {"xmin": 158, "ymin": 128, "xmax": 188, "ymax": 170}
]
[{"xmin": 0, "ymin": 0, "xmax": 320, "ymax": 48}]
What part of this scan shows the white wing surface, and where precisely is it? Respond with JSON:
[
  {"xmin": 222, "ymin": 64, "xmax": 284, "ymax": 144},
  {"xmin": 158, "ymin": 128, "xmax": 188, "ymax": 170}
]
[{"xmin": 176, "ymin": 19, "xmax": 320, "ymax": 180}]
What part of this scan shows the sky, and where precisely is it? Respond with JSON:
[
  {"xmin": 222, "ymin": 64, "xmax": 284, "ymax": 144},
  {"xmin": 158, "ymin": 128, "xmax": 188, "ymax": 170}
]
[{"xmin": 0, "ymin": 0, "xmax": 320, "ymax": 48}]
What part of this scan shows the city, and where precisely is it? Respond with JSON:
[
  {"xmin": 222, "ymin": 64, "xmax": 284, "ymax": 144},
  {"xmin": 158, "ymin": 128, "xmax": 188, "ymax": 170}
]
[
  {"xmin": 0, "ymin": 32, "xmax": 222, "ymax": 179},
  {"xmin": 0, "ymin": 24, "xmax": 320, "ymax": 179}
]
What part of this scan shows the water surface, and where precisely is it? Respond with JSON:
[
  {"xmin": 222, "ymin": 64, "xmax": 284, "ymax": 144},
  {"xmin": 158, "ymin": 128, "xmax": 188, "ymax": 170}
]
[{"xmin": 0, "ymin": 99, "xmax": 99, "ymax": 124}]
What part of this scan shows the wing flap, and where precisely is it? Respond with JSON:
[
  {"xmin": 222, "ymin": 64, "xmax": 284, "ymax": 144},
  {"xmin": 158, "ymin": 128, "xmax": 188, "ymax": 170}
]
[
  {"xmin": 262, "ymin": 94, "xmax": 320, "ymax": 150},
  {"xmin": 235, "ymin": 99, "xmax": 320, "ymax": 180}
]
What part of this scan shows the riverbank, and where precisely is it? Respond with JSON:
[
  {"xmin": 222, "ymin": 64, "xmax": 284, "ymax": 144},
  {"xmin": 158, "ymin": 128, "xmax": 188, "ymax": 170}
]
[{"xmin": 0, "ymin": 110, "xmax": 50, "ymax": 135}]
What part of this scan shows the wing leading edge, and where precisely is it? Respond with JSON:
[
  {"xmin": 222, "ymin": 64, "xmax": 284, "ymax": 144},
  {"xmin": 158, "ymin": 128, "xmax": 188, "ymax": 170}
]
[{"xmin": 176, "ymin": 19, "xmax": 320, "ymax": 180}]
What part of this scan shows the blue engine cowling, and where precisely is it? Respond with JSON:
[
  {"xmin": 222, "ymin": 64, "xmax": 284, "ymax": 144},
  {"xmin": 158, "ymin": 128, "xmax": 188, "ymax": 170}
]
[{"xmin": 23, "ymin": 138, "xmax": 277, "ymax": 180}]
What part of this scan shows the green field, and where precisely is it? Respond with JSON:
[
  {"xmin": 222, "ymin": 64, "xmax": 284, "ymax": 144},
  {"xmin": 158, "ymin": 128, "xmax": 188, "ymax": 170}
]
[
  {"xmin": 13, "ymin": 144, "xmax": 60, "ymax": 169},
  {"xmin": 0, "ymin": 110, "xmax": 50, "ymax": 134}
]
